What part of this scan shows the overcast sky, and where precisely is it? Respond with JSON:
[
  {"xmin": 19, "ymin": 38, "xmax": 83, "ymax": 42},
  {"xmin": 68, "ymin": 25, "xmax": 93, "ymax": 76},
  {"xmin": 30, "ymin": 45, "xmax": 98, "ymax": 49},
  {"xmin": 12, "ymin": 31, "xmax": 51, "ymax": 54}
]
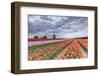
[{"xmin": 28, "ymin": 15, "xmax": 88, "ymax": 38}]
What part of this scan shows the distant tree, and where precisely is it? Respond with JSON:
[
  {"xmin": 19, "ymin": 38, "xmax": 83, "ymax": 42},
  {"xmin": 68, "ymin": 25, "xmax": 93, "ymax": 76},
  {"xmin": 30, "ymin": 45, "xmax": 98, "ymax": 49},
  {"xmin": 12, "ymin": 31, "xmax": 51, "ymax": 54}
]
[
  {"xmin": 42, "ymin": 36, "xmax": 47, "ymax": 38},
  {"xmin": 34, "ymin": 35, "xmax": 39, "ymax": 38}
]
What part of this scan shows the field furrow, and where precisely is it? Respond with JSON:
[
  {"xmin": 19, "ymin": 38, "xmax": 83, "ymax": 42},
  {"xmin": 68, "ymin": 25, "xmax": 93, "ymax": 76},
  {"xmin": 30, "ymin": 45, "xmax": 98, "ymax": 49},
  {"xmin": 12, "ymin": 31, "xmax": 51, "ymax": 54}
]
[
  {"xmin": 28, "ymin": 39, "xmax": 88, "ymax": 61},
  {"xmin": 55, "ymin": 40, "xmax": 87, "ymax": 59},
  {"xmin": 28, "ymin": 40, "xmax": 73, "ymax": 60}
]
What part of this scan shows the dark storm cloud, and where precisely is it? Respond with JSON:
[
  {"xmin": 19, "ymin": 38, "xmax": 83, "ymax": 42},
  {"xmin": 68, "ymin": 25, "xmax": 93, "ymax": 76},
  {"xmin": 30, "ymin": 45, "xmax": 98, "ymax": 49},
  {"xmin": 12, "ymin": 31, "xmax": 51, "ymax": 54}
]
[{"xmin": 28, "ymin": 15, "xmax": 88, "ymax": 38}]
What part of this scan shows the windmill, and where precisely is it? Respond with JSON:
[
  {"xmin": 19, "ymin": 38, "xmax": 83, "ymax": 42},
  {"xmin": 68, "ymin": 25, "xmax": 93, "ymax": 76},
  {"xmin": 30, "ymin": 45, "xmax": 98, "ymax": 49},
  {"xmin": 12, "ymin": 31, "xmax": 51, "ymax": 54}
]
[
  {"xmin": 41, "ymin": 30, "xmax": 58, "ymax": 39},
  {"xmin": 52, "ymin": 31, "xmax": 56, "ymax": 39}
]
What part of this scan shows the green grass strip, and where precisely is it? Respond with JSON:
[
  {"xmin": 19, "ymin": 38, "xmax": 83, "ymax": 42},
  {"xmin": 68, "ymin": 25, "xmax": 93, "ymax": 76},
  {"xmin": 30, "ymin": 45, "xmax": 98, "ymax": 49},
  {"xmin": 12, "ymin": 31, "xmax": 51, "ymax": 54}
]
[
  {"xmin": 28, "ymin": 41, "xmax": 64, "ymax": 55},
  {"xmin": 45, "ymin": 40, "xmax": 73, "ymax": 60},
  {"xmin": 28, "ymin": 45, "xmax": 48, "ymax": 55},
  {"xmin": 45, "ymin": 48, "xmax": 65, "ymax": 60}
]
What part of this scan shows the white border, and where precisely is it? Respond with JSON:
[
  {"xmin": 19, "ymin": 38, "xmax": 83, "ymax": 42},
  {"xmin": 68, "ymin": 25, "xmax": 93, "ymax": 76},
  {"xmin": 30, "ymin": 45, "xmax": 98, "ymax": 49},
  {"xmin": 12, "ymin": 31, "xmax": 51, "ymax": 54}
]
[{"xmin": 20, "ymin": 6, "xmax": 95, "ymax": 70}]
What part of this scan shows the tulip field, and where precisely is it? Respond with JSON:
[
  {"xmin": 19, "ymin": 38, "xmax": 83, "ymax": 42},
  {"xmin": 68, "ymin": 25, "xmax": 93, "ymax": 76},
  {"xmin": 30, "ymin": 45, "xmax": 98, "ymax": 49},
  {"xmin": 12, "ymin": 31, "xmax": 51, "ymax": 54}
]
[{"xmin": 28, "ymin": 39, "xmax": 88, "ymax": 61}]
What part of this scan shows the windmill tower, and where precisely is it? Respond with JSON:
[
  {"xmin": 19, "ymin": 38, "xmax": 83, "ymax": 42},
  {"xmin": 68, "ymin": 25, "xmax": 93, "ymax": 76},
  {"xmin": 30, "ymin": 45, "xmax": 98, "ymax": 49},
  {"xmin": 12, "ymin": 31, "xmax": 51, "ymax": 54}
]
[{"xmin": 52, "ymin": 31, "xmax": 56, "ymax": 39}]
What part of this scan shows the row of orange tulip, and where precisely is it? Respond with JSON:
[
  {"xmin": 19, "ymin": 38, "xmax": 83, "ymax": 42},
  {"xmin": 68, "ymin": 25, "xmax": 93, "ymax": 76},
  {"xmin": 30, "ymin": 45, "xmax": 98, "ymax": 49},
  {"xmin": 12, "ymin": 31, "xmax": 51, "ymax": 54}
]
[
  {"xmin": 78, "ymin": 39, "xmax": 88, "ymax": 49},
  {"xmin": 56, "ymin": 40, "xmax": 85, "ymax": 59},
  {"xmin": 28, "ymin": 40, "xmax": 73, "ymax": 60}
]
